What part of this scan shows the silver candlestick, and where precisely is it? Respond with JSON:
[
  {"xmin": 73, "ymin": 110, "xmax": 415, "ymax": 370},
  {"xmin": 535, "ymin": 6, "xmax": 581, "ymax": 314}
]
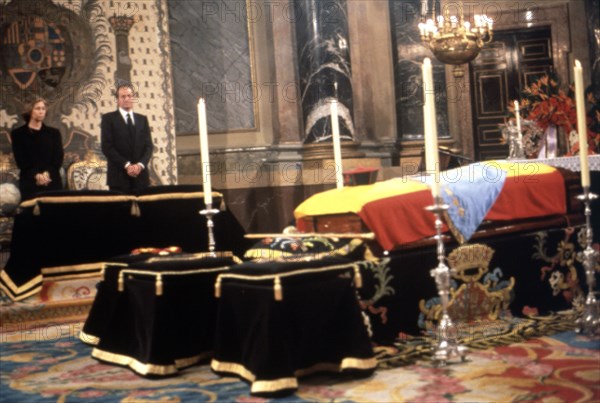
[
  {"xmin": 200, "ymin": 203, "xmax": 220, "ymax": 257},
  {"xmin": 505, "ymin": 123, "xmax": 525, "ymax": 159},
  {"xmin": 426, "ymin": 197, "xmax": 469, "ymax": 365},
  {"xmin": 576, "ymin": 188, "xmax": 599, "ymax": 336}
]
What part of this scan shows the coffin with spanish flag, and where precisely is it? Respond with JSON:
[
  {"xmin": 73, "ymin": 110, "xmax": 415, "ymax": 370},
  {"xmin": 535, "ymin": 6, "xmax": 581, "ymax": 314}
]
[
  {"xmin": 295, "ymin": 161, "xmax": 582, "ymax": 251},
  {"xmin": 293, "ymin": 161, "xmax": 589, "ymax": 342}
]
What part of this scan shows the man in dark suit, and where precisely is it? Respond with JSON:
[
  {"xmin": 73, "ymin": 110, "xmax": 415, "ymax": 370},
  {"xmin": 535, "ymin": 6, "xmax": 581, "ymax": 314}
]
[{"xmin": 101, "ymin": 83, "xmax": 153, "ymax": 192}]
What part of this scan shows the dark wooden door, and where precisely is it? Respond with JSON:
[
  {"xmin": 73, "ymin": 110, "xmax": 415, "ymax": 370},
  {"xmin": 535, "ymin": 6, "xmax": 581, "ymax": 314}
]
[{"xmin": 470, "ymin": 28, "xmax": 554, "ymax": 161}]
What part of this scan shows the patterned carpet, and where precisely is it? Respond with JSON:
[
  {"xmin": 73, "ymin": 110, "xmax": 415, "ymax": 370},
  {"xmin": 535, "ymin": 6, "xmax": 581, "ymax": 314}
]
[{"xmin": 0, "ymin": 312, "xmax": 598, "ymax": 402}]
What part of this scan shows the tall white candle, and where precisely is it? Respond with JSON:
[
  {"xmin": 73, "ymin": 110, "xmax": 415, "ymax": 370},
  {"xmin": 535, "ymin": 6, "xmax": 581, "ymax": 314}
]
[
  {"xmin": 514, "ymin": 100, "xmax": 522, "ymax": 142},
  {"xmin": 330, "ymin": 99, "xmax": 344, "ymax": 189},
  {"xmin": 198, "ymin": 98, "xmax": 213, "ymax": 205},
  {"xmin": 574, "ymin": 60, "xmax": 590, "ymax": 187},
  {"xmin": 422, "ymin": 58, "xmax": 440, "ymax": 197}
]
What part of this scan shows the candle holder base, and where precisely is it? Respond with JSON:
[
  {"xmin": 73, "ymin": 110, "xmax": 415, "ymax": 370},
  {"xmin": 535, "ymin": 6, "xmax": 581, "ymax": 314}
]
[
  {"xmin": 432, "ymin": 342, "xmax": 470, "ymax": 365},
  {"xmin": 200, "ymin": 205, "xmax": 220, "ymax": 257},
  {"xmin": 576, "ymin": 292, "xmax": 600, "ymax": 336},
  {"xmin": 432, "ymin": 319, "xmax": 470, "ymax": 366},
  {"xmin": 429, "ymin": 262, "xmax": 470, "ymax": 366},
  {"xmin": 426, "ymin": 197, "xmax": 469, "ymax": 366},
  {"xmin": 575, "ymin": 190, "xmax": 600, "ymax": 336}
]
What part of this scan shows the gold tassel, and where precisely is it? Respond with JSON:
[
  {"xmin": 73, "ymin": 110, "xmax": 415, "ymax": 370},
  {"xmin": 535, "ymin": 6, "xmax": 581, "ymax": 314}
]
[
  {"xmin": 219, "ymin": 197, "xmax": 226, "ymax": 211},
  {"xmin": 118, "ymin": 272, "xmax": 124, "ymax": 292},
  {"xmin": 33, "ymin": 202, "xmax": 40, "ymax": 216},
  {"xmin": 214, "ymin": 276, "xmax": 221, "ymax": 298},
  {"xmin": 353, "ymin": 266, "xmax": 363, "ymax": 288},
  {"xmin": 274, "ymin": 276, "xmax": 283, "ymax": 301},
  {"xmin": 130, "ymin": 200, "xmax": 141, "ymax": 217},
  {"xmin": 156, "ymin": 274, "xmax": 163, "ymax": 296}
]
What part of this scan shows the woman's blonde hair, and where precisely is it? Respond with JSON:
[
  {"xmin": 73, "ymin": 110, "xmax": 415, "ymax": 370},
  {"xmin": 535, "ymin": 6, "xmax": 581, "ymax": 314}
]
[{"xmin": 21, "ymin": 97, "xmax": 48, "ymax": 122}]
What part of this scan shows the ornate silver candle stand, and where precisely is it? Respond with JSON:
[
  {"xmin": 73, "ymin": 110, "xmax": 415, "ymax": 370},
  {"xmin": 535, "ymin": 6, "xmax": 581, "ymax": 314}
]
[
  {"xmin": 200, "ymin": 203, "xmax": 220, "ymax": 257},
  {"xmin": 501, "ymin": 123, "xmax": 525, "ymax": 159},
  {"xmin": 426, "ymin": 197, "xmax": 469, "ymax": 365},
  {"xmin": 575, "ymin": 188, "xmax": 600, "ymax": 336}
]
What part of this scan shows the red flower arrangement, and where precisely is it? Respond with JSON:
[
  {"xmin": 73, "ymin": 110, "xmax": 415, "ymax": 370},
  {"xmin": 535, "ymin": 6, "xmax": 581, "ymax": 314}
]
[{"xmin": 510, "ymin": 73, "xmax": 599, "ymax": 156}]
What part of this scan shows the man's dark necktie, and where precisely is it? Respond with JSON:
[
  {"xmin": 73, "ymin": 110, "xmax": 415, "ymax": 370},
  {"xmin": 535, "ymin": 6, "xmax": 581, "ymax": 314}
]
[{"xmin": 126, "ymin": 113, "xmax": 135, "ymax": 139}]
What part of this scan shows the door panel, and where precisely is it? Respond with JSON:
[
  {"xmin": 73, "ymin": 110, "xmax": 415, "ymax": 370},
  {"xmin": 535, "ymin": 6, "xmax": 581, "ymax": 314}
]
[
  {"xmin": 475, "ymin": 71, "xmax": 509, "ymax": 117},
  {"xmin": 470, "ymin": 28, "xmax": 553, "ymax": 161}
]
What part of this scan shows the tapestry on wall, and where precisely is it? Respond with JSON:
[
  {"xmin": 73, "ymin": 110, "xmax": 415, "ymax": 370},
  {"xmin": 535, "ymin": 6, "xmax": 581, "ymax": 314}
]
[
  {"xmin": 0, "ymin": 0, "xmax": 107, "ymax": 168},
  {"xmin": 0, "ymin": 0, "xmax": 177, "ymax": 188}
]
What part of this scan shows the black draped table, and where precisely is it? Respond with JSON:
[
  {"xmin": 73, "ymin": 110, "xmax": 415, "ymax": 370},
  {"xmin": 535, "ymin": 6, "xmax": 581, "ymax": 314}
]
[
  {"xmin": 78, "ymin": 254, "xmax": 375, "ymax": 396},
  {"xmin": 210, "ymin": 258, "xmax": 377, "ymax": 396},
  {"xmin": 83, "ymin": 252, "xmax": 241, "ymax": 376},
  {"xmin": 0, "ymin": 186, "xmax": 253, "ymax": 300}
]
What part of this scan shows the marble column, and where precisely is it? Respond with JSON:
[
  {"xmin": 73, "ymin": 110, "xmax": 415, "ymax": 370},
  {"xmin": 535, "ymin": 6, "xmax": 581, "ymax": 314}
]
[
  {"xmin": 294, "ymin": 0, "xmax": 355, "ymax": 145},
  {"xmin": 389, "ymin": 1, "xmax": 448, "ymax": 142},
  {"xmin": 109, "ymin": 15, "xmax": 134, "ymax": 86}
]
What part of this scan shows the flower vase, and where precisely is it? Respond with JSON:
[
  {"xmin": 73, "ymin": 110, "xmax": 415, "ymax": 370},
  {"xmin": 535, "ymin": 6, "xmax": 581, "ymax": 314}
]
[{"xmin": 537, "ymin": 124, "xmax": 559, "ymax": 159}]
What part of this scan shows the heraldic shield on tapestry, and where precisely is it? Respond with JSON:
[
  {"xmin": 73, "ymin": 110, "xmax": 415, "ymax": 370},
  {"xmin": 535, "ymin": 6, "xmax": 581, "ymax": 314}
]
[
  {"xmin": 3, "ymin": 15, "xmax": 66, "ymax": 89},
  {"xmin": 0, "ymin": 0, "xmax": 97, "ymax": 118},
  {"xmin": 419, "ymin": 244, "xmax": 516, "ymax": 331}
]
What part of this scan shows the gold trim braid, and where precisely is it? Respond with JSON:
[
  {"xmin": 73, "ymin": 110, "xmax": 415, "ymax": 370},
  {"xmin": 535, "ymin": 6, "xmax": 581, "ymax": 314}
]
[
  {"xmin": 20, "ymin": 195, "xmax": 136, "ymax": 208},
  {"xmin": 214, "ymin": 262, "xmax": 360, "ymax": 301},
  {"xmin": 145, "ymin": 251, "xmax": 242, "ymax": 264},
  {"xmin": 92, "ymin": 347, "xmax": 210, "ymax": 376},
  {"xmin": 295, "ymin": 356, "xmax": 378, "ymax": 377},
  {"xmin": 0, "ymin": 271, "xmax": 43, "ymax": 301},
  {"xmin": 79, "ymin": 330, "xmax": 100, "ymax": 346},
  {"xmin": 120, "ymin": 266, "xmax": 231, "ymax": 278},
  {"xmin": 0, "ymin": 270, "xmax": 43, "ymax": 292},
  {"xmin": 41, "ymin": 262, "xmax": 107, "ymax": 279},
  {"xmin": 216, "ymin": 262, "xmax": 358, "ymax": 282},
  {"xmin": 0, "ymin": 280, "xmax": 42, "ymax": 301},
  {"xmin": 19, "ymin": 192, "xmax": 224, "ymax": 207},
  {"xmin": 245, "ymin": 232, "xmax": 375, "ymax": 240},
  {"xmin": 211, "ymin": 355, "xmax": 376, "ymax": 394},
  {"xmin": 135, "ymin": 192, "xmax": 222, "ymax": 202}
]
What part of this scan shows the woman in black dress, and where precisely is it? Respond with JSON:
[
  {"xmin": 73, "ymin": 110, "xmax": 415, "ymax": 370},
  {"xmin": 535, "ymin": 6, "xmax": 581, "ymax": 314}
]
[{"xmin": 10, "ymin": 98, "xmax": 64, "ymax": 200}]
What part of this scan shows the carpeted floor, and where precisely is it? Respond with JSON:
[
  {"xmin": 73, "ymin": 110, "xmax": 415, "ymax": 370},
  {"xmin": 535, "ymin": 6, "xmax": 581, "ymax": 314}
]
[{"xmin": 1, "ymin": 312, "xmax": 599, "ymax": 402}]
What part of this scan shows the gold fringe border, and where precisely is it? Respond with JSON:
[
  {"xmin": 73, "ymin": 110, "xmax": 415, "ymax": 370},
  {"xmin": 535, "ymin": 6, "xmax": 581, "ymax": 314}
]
[
  {"xmin": 19, "ymin": 192, "xmax": 223, "ymax": 208},
  {"xmin": 20, "ymin": 195, "xmax": 136, "ymax": 208},
  {"xmin": 216, "ymin": 262, "xmax": 358, "ymax": 282},
  {"xmin": 135, "ymin": 192, "xmax": 222, "ymax": 202},
  {"xmin": 0, "ymin": 271, "xmax": 43, "ymax": 301},
  {"xmin": 0, "ymin": 261, "xmax": 104, "ymax": 301},
  {"xmin": 92, "ymin": 347, "xmax": 211, "ymax": 376},
  {"xmin": 211, "ymin": 356, "xmax": 377, "ymax": 394},
  {"xmin": 79, "ymin": 330, "xmax": 100, "ymax": 346},
  {"xmin": 145, "ymin": 251, "xmax": 241, "ymax": 264}
]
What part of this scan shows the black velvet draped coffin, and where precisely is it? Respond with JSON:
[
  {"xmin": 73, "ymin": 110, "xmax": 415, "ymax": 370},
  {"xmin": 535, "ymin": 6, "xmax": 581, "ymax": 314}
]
[
  {"xmin": 81, "ymin": 255, "xmax": 376, "ymax": 396},
  {"xmin": 84, "ymin": 254, "xmax": 241, "ymax": 376},
  {"xmin": 210, "ymin": 258, "xmax": 376, "ymax": 395}
]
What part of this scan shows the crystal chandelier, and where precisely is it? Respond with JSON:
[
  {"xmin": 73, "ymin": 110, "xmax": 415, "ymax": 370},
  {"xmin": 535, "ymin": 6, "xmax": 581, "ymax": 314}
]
[{"xmin": 418, "ymin": 1, "xmax": 493, "ymax": 78}]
